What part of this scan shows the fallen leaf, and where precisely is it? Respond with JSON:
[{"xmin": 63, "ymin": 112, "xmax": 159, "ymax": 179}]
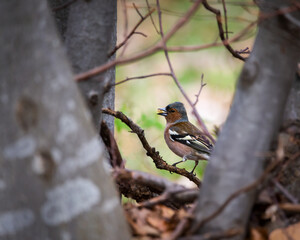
[
  {"xmin": 269, "ymin": 222, "xmax": 300, "ymax": 240},
  {"xmin": 248, "ymin": 227, "xmax": 267, "ymax": 240}
]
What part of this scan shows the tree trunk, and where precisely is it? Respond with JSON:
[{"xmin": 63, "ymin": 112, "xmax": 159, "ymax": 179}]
[
  {"xmin": 278, "ymin": 65, "xmax": 300, "ymax": 201},
  {"xmin": 0, "ymin": 1, "xmax": 130, "ymax": 239},
  {"xmin": 284, "ymin": 66, "xmax": 300, "ymax": 121},
  {"xmin": 192, "ymin": 1, "xmax": 300, "ymax": 238},
  {"xmin": 63, "ymin": 0, "xmax": 117, "ymax": 132}
]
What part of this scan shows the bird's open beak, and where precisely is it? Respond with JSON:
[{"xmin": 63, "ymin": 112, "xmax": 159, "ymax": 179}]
[{"xmin": 157, "ymin": 108, "xmax": 167, "ymax": 116}]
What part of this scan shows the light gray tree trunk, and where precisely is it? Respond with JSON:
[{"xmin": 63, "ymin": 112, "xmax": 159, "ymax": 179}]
[
  {"xmin": 62, "ymin": 0, "xmax": 117, "ymax": 133},
  {"xmin": 192, "ymin": 0, "xmax": 300, "ymax": 238},
  {"xmin": 0, "ymin": 1, "xmax": 130, "ymax": 239}
]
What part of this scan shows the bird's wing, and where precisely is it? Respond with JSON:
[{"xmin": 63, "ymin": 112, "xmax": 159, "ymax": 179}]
[{"xmin": 169, "ymin": 123, "xmax": 213, "ymax": 154}]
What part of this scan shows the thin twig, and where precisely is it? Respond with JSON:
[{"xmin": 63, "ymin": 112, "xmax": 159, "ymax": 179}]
[
  {"xmin": 133, "ymin": 3, "xmax": 143, "ymax": 19},
  {"xmin": 166, "ymin": 20, "xmax": 257, "ymax": 52},
  {"xmin": 145, "ymin": 0, "xmax": 160, "ymax": 34},
  {"xmin": 114, "ymin": 72, "xmax": 172, "ymax": 87},
  {"xmin": 119, "ymin": 0, "xmax": 129, "ymax": 57},
  {"xmin": 108, "ymin": 8, "xmax": 155, "ymax": 57},
  {"xmin": 193, "ymin": 74, "xmax": 206, "ymax": 107},
  {"xmin": 202, "ymin": 0, "xmax": 245, "ymax": 61},
  {"xmin": 272, "ymin": 179, "xmax": 299, "ymax": 204},
  {"xmin": 236, "ymin": 47, "xmax": 251, "ymax": 55},
  {"xmin": 156, "ymin": 0, "xmax": 215, "ymax": 144},
  {"xmin": 133, "ymin": 31, "xmax": 147, "ymax": 37},
  {"xmin": 102, "ymin": 108, "xmax": 202, "ymax": 187},
  {"xmin": 221, "ymin": 0, "xmax": 229, "ymax": 40}
]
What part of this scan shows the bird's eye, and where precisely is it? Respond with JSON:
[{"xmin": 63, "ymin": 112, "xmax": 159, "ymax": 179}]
[{"xmin": 170, "ymin": 109, "xmax": 175, "ymax": 113}]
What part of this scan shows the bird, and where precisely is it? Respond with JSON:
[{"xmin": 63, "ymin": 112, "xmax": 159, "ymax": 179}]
[{"xmin": 157, "ymin": 102, "xmax": 213, "ymax": 175}]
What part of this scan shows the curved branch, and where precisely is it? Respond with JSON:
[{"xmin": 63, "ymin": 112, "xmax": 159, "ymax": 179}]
[{"xmin": 102, "ymin": 108, "xmax": 202, "ymax": 187}]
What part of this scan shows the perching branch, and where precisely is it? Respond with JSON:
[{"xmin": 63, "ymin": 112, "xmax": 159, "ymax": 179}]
[{"xmin": 102, "ymin": 108, "xmax": 202, "ymax": 187}]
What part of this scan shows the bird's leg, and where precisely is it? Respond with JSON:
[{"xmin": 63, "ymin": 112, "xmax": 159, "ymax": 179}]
[
  {"xmin": 172, "ymin": 156, "xmax": 187, "ymax": 167},
  {"xmin": 172, "ymin": 160, "xmax": 183, "ymax": 167},
  {"xmin": 190, "ymin": 161, "xmax": 199, "ymax": 176}
]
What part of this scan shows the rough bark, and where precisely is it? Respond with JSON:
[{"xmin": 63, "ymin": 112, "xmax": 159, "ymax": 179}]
[
  {"xmin": 284, "ymin": 66, "xmax": 300, "ymax": 121},
  {"xmin": 192, "ymin": 0, "xmax": 300, "ymax": 238},
  {"xmin": 63, "ymin": 0, "xmax": 117, "ymax": 132},
  {"xmin": 278, "ymin": 65, "xmax": 300, "ymax": 200},
  {"xmin": 47, "ymin": 0, "xmax": 70, "ymax": 40},
  {"xmin": 0, "ymin": 1, "xmax": 130, "ymax": 239}
]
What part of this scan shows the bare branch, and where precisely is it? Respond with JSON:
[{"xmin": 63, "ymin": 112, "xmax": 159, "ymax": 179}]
[
  {"xmin": 108, "ymin": 8, "xmax": 155, "ymax": 57},
  {"xmin": 145, "ymin": 0, "xmax": 160, "ymax": 34},
  {"xmin": 272, "ymin": 179, "xmax": 299, "ymax": 204},
  {"xmin": 133, "ymin": 3, "xmax": 143, "ymax": 19},
  {"xmin": 202, "ymin": 0, "xmax": 246, "ymax": 61},
  {"xmin": 74, "ymin": 4, "xmax": 299, "ymax": 81},
  {"xmin": 114, "ymin": 72, "xmax": 172, "ymax": 87},
  {"xmin": 193, "ymin": 74, "xmax": 206, "ymax": 107},
  {"xmin": 74, "ymin": 0, "xmax": 204, "ymax": 81},
  {"xmin": 119, "ymin": 0, "xmax": 129, "ymax": 57},
  {"xmin": 156, "ymin": 0, "xmax": 215, "ymax": 144},
  {"xmin": 221, "ymin": 0, "xmax": 229, "ymax": 40},
  {"xmin": 133, "ymin": 31, "xmax": 147, "ymax": 37}
]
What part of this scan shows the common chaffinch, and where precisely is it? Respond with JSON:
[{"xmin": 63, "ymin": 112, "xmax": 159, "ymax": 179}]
[{"xmin": 157, "ymin": 102, "xmax": 213, "ymax": 174}]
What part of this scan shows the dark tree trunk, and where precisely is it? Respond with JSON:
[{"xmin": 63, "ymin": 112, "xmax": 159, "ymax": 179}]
[
  {"xmin": 192, "ymin": 1, "xmax": 300, "ymax": 238},
  {"xmin": 278, "ymin": 66, "xmax": 300, "ymax": 201},
  {"xmin": 284, "ymin": 69, "xmax": 300, "ymax": 121},
  {"xmin": 51, "ymin": 0, "xmax": 117, "ymax": 132},
  {"xmin": 0, "ymin": 1, "xmax": 130, "ymax": 239},
  {"xmin": 47, "ymin": 0, "xmax": 70, "ymax": 40}
]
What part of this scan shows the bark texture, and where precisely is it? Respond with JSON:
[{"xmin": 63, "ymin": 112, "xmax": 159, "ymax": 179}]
[
  {"xmin": 48, "ymin": 0, "xmax": 70, "ymax": 40},
  {"xmin": 0, "ymin": 1, "xmax": 130, "ymax": 239},
  {"xmin": 279, "ymin": 65, "xmax": 300, "ymax": 200},
  {"xmin": 63, "ymin": 0, "xmax": 117, "ymax": 132},
  {"xmin": 284, "ymin": 68, "xmax": 300, "ymax": 121},
  {"xmin": 192, "ymin": 0, "xmax": 300, "ymax": 238}
]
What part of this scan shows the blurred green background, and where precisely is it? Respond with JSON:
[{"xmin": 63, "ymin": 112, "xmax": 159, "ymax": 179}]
[{"xmin": 115, "ymin": 0, "xmax": 258, "ymax": 186}]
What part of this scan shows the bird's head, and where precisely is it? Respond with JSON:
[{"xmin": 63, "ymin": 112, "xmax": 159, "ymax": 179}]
[{"xmin": 157, "ymin": 102, "xmax": 188, "ymax": 123}]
